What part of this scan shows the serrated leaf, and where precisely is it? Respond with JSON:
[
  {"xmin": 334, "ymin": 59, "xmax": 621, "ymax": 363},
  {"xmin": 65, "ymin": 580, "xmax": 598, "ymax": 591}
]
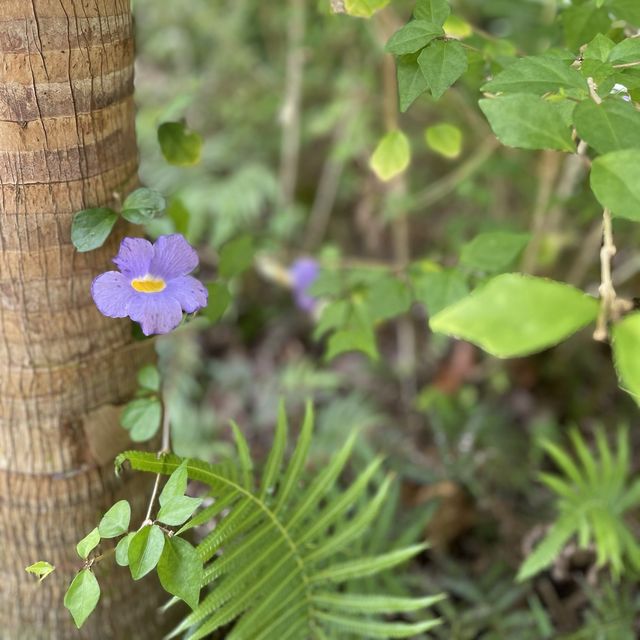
[
  {"xmin": 218, "ymin": 235, "xmax": 254, "ymax": 279},
  {"xmin": 414, "ymin": 0, "xmax": 450, "ymax": 25},
  {"xmin": 591, "ymin": 149, "xmax": 640, "ymax": 221},
  {"xmin": 160, "ymin": 461, "xmax": 189, "ymax": 507},
  {"xmin": 584, "ymin": 34, "xmax": 615, "ymax": 62},
  {"xmin": 385, "ymin": 20, "xmax": 443, "ymax": 55},
  {"xmin": 396, "ymin": 54, "xmax": 430, "ymax": 112},
  {"xmin": 157, "ymin": 496, "xmax": 203, "ymax": 527},
  {"xmin": 71, "ymin": 208, "xmax": 118, "ymax": 253},
  {"xmin": 158, "ymin": 121, "xmax": 203, "ymax": 166},
  {"xmin": 98, "ymin": 500, "xmax": 131, "ymax": 539},
  {"xmin": 344, "ymin": 0, "xmax": 390, "ymax": 18},
  {"xmin": 418, "ymin": 39, "xmax": 468, "ymax": 100},
  {"xmin": 128, "ymin": 525, "xmax": 165, "ymax": 580},
  {"xmin": 157, "ymin": 536, "xmax": 203, "ymax": 610},
  {"xmin": 608, "ymin": 38, "xmax": 640, "ymax": 65},
  {"xmin": 574, "ymin": 99, "xmax": 640, "ymax": 154},
  {"xmin": 64, "ymin": 570, "xmax": 100, "ymax": 629},
  {"xmin": 430, "ymin": 274, "xmax": 599, "ymax": 358},
  {"xmin": 76, "ymin": 527, "xmax": 100, "ymax": 560},
  {"xmin": 116, "ymin": 532, "xmax": 135, "ymax": 567},
  {"xmin": 481, "ymin": 55, "xmax": 587, "ymax": 95},
  {"xmin": 137, "ymin": 364, "xmax": 161, "ymax": 392},
  {"xmin": 412, "ymin": 269, "xmax": 468, "ymax": 316},
  {"xmin": 370, "ymin": 130, "xmax": 410, "ymax": 181},
  {"xmin": 25, "ymin": 561, "xmax": 55, "ymax": 582},
  {"xmin": 120, "ymin": 397, "xmax": 162, "ymax": 442},
  {"xmin": 460, "ymin": 231, "xmax": 530, "ymax": 272},
  {"xmin": 612, "ymin": 312, "xmax": 640, "ymax": 404},
  {"xmin": 121, "ymin": 188, "xmax": 166, "ymax": 224},
  {"xmin": 425, "ymin": 123, "xmax": 462, "ymax": 159},
  {"xmin": 204, "ymin": 282, "xmax": 231, "ymax": 323},
  {"xmin": 563, "ymin": 4, "xmax": 610, "ymax": 52},
  {"xmin": 479, "ymin": 94, "xmax": 575, "ymax": 152}
]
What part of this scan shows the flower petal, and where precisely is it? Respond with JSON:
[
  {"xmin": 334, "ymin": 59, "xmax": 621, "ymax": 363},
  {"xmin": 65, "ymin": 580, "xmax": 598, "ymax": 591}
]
[
  {"xmin": 290, "ymin": 258, "xmax": 319, "ymax": 312},
  {"xmin": 150, "ymin": 234, "xmax": 199, "ymax": 279},
  {"xmin": 128, "ymin": 293, "xmax": 183, "ymax": 335},
  {"xmin": 91, "ymin": 271, "xmax": 135, "ymax": 318},
  {"xmin": 113, "ymin": 237, "xmax": 154, "ymax": 278},
  {"xmin": 164, "ymin": 276, "xmax": 208, "ymax": 314}
]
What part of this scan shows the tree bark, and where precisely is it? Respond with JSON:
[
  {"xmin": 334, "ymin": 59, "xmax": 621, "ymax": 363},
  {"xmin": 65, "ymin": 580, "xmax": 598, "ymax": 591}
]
[{"xmin": 0, "ymin": 1, "xmax": 164, "ymax": 637}]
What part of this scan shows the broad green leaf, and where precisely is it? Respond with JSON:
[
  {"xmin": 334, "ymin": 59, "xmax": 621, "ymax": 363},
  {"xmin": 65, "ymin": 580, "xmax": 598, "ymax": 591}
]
[
  {"xmin": 608, "ymin": 0, "xmax": 640, "ymax": 26},
  {"xmin": 344, "ymin": 0, "xmax": 389, "ymax": 18},
  {"xmin": 385, "ymin": 21, "xmax": 443, "ymax": 55},
  {"xmin": 481, "ymin": 55, "xmax": 587, "ymax": 95},
  {"xmin": 430, "ymin": 274, "xmax": 599, "ymax": 358},
  {"xmin": 120, "ymin": 397, "xmax": 162, "ymax": 442},
  {"xmin": 414, "ymin": 0, "xmax": 450, "ymax": 25},
  {"xmin": 573, "ymin": 99, "xmax": 640, "ymax": 154},
  {"xmin": 590, "ymin": 149, "xmax": 640, "ymax": 220},
  {"xmin": 159, "ymin": 461, "xmax": 188, "ymax": 507},
  {"xmin": 121, "ymin": 188, "xmax": 166, "ymax": 224},
  {"xmin": 418, "ymin": 39, "xmax": 468, "ymax": 100},
  {"xmin": 98, "ymin": 500, "xmax": 131, "ymax": 539},
  {"xmin": 115, "ymin": 532, "xmax": 135, "ymax": 567},
  {"xmin": 158, "ymin": 121, "xmax": 203, "ymax": 166},
  {"xmin": 157, "ymin": 495, "xmax": 203, "ymax": 527},
  {"xmin": 204, "ymin": 282, "xmax": 231, "ymax": 323},
  {"xmin": 460, "ymin": 232, "xmax": 530, "ymax": 272},
  {"xmin": 71, "ymin": 208, "xmax": 118, "ymax": 253},
  {"xmin": 443, "ymin": 14, "xmax": 472, "ymax": 39},
  {"xmin": 218, "ymin": 235, "xmax": 255, "ymax": 279},
  {"xmin": 396, "ymin": 54, "xmax": 429, "ymax": 112},
  {"xmin": 608, "ymin": 38, "xmax": 640, "ymax": 65},
  {"xmin": 326, "ymin": 327, "xmax": 378, "ymax": 361},
  {"xmin": 479, "ymin": 94, "xmax": 575, "ymax": 152},
  {"xmin": 584, "ymin": 34, "xmax": 615, "ymax": 62},
  {"xmin": 612, "ymin": 312, "xmax": 640, "ymax": 404},
  {"xmin": 128, "ymin": 525, "xmax": 165, "ymax": 580},
  {"xmin": 425, "ymin": 123, "xmax": 462, "ymax": 159},
  {"xmin": 76, "ymin": 527, "xmax": 100, "ymax": 560},
  {"xmin": 157, "ymin": 536, "xmax": 203, "ymax": 610},
  {"xmin": 64, "ymin": 570, "xmax": 100, "ymax": 629},
  {"xmin": 412, "ymin": 269, "xmax": 468, "ymax": 316},
  {"xmin": 25, "ymin": 561, "xmax": 55, "ymax": 582},
  {"xmin": 137, "ymin": 365, "xmax": 161, "ymax": 392},
  {"xmin": 370, "ymin": 130, "xmax": 410, "ymax": 181},
  {"xmin": 365, "ymin": 276, "xmax": 412, "ymax": 323},
  {"xmin": 562, "ymin": 4, "xmax": 610, "ymax": 52}
]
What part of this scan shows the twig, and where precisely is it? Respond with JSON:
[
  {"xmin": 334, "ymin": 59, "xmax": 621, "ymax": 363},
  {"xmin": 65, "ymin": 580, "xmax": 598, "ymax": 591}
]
[
  {"xmin": 612, "ymin": 60, "xmax": 640, "ymax": 69},
  {"xmin": 594, "ymin": 209, "xmax": 617, "ymax": 342},
  {"xmin": 587, "ymin": 77, "xmax": 603, "ymax": 105}
]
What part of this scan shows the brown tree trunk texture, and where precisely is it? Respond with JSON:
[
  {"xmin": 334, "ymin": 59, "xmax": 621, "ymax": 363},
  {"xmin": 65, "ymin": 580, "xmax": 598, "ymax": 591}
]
[{"xmin": 0, "ymin": 1, "xmax": 166, "ymax": 638}]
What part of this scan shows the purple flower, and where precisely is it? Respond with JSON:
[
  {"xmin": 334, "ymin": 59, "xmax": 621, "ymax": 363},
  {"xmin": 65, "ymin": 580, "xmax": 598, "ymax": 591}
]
[
  {"xmin": 290, "ymin": 258, "xmax": 319, "ymax": 312},
  {"xmin": 92, "ymin": 234, "xmax": 208, "ymax": 335}
]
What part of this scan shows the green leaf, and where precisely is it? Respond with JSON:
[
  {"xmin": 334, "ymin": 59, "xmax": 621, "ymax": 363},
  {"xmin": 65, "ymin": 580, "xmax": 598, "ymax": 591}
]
[
  {"xmin": 158, "ymin": 121, "xmax": 203, "ymax": 166},
  {"xmin": 414, "ymin": 0, "xmax": 450, "ymax": 25},
  {"xmin": 98, "ymin": 500, "xmax": 131, "ymax": 539},
  {"xmin": 412, "ymin": 269, "xmax": 468, "ymax": 316},
  {"xmin": 157, "ymin": 495, "xmax": 203, "ymax": 527},
  {"xmin": 120, "ymin": 397, "xmax": 162, "ymax": 442},
  {"xmin": 204, "ymin": 282, "xmax": 231, "ymax": 323},
  {"xmin": 417, "ymin": 39, "xmax": 468, "ymax": 100},
  {"xmin": 563, "ymin": 4, "xmax": 611, "ymax": 52},
  {"xmin": 137, "ymin": 364, "xmax": 161, "ymax": 392},
  {"xmin": 326, "ymin": 327, "xmax": 378, "ymax": 361},
  {"xmin": 64, "ymin": 570, "xmax": 100, "ymax": 629},
  {"xmin": 115, "ymin": 532, "xmax": 135, "ymax": 567},
  {"xmin": 481, "ymin": 55, "xmax": 587, "ymax": 95},
  {"xmin": 608, "ymin": 0, "xmax": 640, "ymax": 26},
  {"xmin": 385, "ymin": 20, "xmax": 443, "ymax": 55},
  {"xmin": 430, "ymin": 274, "xmax": 599, "ymax": 358},
  {"xmin": 479, "ymin": 94, "xmax": 575, "ymax": 152},
  {"xmin": 76, "ymin": 527, "xmax": 100, "ymax": 560},
  {"xmin": 608, "ymin": 38, "xmax": 640, "ymax": 65},
  {"xmin": 218, "ymin": 235, "xmax": 255, "ymax": 279},
  {"xmin": 167, "ymin": 197, "xmax": 191, "ymax": 235},
  {"xmin": 425, "ymin": 123, "xmax": 462, "ymax": 159},
  {"xmin": 365, "ymin": 276, "xmax": 412, "ymax": 323},
  {"xmin": 612, "ymin": 312, "xmax": 640, "ymax": 404},
  {"xmin": 370, "ymin": 130, "xmax": 410, "ymax": 181},
  {"xmin": 25, "ymin": 561, "xmax": 55, "ymax": 582},
  {"xmin": 71, "ymin": 208, "xmax": 118, "ymax": 253},
  {"xmin": 396, "ymin": 54, "xmax": 430, "ymax": 112},
  {"xmin": 121, "ymin": 188, "xmax": 166, "ymax": 224},
  {"xmin": 160, "ymin": 461, "xmax": 188, "ymax": 507},
  {"xmin": 584, "ymin": 33, "xmax": 615, "ymax": 62},
  {"xmin": 314, "ymin": 591, "xmax": 445, "ymax": 613},
  {"xmin": 128, "ymin": 524, "xmax": 165, "ymax": 580},
  {"xmin": 315, "ymin": 611, "xmax": 441, "ymax": 638},
  {"xmin": 157, "ymin": 536, "xmax": 203, "ymax": 610},
  {"xmin": 343, "ymin": 0, "xmax": 390, "ymax": 18},
  {"xmin": 460, "ymin": 232, "xmax": 530, "ymax": 272},
  {"xmin": 591, "ymin": 149, "xmax": 640, "ymax": 220},
  {"xmin": 573, "ymin": 99, "xmax": 640, "ymax": 154}
]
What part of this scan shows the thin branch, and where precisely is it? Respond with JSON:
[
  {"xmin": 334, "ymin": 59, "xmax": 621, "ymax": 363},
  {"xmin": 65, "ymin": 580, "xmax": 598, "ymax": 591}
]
[
  {"xmin": 612, "ymin": 60, "xmax": 640, "ymax": 69},
  {"xmin": 594, "ymin": 209, "xmax": 617, "ymax": 342}
]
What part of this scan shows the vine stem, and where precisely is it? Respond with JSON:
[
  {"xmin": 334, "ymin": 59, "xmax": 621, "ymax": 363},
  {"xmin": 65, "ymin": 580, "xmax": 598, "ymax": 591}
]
[{"xmin": 594, "ymin": 209, "xmax": 617, "ymax": 342}]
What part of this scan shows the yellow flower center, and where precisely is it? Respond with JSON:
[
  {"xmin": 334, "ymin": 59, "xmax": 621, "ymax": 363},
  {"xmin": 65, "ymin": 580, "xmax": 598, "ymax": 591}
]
[{"xmin": 131, "ymin": 275, "xmax": 166, "ymax": 293}]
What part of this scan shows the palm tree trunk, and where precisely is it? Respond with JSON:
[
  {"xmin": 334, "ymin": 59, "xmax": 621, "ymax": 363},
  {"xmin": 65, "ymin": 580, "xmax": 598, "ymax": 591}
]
[{"xmin": 0, "ymin": 1, "xmax": 164, "ymax": 637}]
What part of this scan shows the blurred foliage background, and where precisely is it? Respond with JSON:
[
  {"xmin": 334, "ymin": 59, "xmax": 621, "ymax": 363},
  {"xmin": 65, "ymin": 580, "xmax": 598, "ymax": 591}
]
[{"xmin": 130, "ymin": 0, "xmax": 640, "ymax": 636}]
